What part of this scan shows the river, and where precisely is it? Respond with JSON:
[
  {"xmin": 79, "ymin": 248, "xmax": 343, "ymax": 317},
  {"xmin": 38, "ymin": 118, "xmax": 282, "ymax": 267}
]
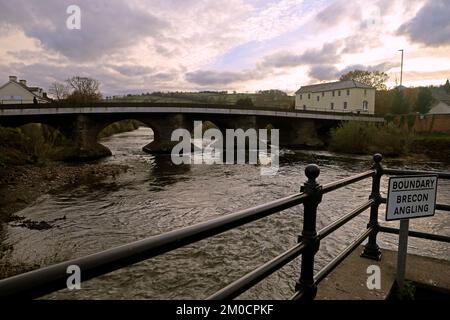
[{"xmin": 1, "ymin": 127, "xmax": 449, "ymax": 299}]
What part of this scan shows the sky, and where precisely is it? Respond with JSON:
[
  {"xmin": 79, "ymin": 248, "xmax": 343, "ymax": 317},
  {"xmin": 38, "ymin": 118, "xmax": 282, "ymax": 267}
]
[{"xmin": 0, "ymin": 0, "xmax": 449, "ymax": 96}]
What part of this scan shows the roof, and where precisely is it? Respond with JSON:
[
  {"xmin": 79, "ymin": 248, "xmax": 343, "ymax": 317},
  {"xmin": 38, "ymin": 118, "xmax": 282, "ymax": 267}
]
[
  {"xmin": 428, "ymin": 100, "xmax": 450, "ymax": 115},
  {"xmin": 295, "ymin": 80, "xmax": 374, "ymax": 94}
]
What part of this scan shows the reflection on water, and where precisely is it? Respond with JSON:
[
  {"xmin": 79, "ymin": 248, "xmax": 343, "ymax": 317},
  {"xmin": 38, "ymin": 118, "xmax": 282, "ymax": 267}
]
[{"xmin": 1, "ymin": 127, "xmax": 449, "ymax": 299}]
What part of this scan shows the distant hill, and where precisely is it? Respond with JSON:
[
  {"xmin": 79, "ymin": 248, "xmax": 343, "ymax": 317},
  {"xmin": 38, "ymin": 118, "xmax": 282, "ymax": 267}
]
[{"xmin": 106, "ymin": 91, "xmax": 295, "ymax": 110}]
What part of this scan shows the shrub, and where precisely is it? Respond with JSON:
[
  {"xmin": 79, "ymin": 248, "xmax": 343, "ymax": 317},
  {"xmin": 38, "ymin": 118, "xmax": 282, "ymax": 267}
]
[
  {"xmin": 98, "ymin": 120, "xmax": 144, "ymax": 138},
  {"xmin": 329, "ymin": 121, "xmax": 410, "ymax": 156},
  {"xmin": 235, "ymin": 97, "xmax": 254, "ymax": 107}
]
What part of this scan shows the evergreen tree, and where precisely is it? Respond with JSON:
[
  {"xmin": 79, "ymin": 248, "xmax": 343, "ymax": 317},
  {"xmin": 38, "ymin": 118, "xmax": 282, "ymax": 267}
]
[
  {"xmin": 444, "ymin": 79, "xmax": 450, "ymax": 94},
  {"xmin": 391, "ymin": 89, "xmax": 409, "ymax": 114},
  {"xmin": 414, "ymin": 88, "xmax": 433, "ymax": 114}
]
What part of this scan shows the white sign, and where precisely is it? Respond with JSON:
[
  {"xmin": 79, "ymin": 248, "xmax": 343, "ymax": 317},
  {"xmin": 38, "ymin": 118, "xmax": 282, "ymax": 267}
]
[{"xmin": 386, "ymin": 175, "xmax": 438, "ymax": 221}]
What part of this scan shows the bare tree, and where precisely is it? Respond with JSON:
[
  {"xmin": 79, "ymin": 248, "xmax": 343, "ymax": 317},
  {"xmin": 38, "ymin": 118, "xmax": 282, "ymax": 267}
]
[
  {"xmin": 48, "ymin": 82, "xmax": 69, "ymax": 101},
  {"xmin": 66, "ymin": 76, "xmax": 102, "ymax": 104},
  {"xmin": 339, "ymin": 70, "xmax": 389, "ymax": 91}
]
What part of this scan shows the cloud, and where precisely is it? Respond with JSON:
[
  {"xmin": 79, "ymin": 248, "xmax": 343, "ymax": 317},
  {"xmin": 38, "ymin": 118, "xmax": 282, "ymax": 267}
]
[
  {"xmin": 0, "ymin": 0, "xmax": 169, "ymax": 61},
  {"xmin": 185, "ymin": 70, "xmax": 258, "ymax": 86},
  {"xmin": 308, "ymin": 65, "xmax": 340, "ymax": 81},
  {"xmin": 261, "ymin": 42, "xmax": 342, "ymax": 68},
  {"xmin": 340, "ymin": 34, "xmax": 382, "ymax": 54},
  {"xmin": 186, "ymin": 41, "xmax": 343, "ymax": 86},
  {"xmin": 315, "ymin": 0, "xmax": 361, "ymax": 27},
  {"xmin": 0, "ymin": 0, "xmax": 449, "ymax": 93},
  {"xmin": 338, "ymin": 62, "xmax": 397, "ymax": 76},
  {"xmin": 308, "ymin": 62, "xmax": 397, "ymax": 81},
  {"xmin": 110, "ymin": 65, "xmax": 156, "ymax": 77},
  {"xmin": 398, "ymin": 0, "xmax": 450, "ymax": 46}
]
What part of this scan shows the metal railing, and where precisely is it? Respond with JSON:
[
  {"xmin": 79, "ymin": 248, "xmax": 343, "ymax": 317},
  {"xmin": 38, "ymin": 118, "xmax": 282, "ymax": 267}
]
[
  {"xmin": 0, "ymin": 154, "xmax": 449, "ymax": 299},
  {"xmin": 0, "ymin": 100, "xmax": 37, "ymax": 105},
  {"xmin": 0, "ymin": 101, "xmax": 381, "ymax": 118}
]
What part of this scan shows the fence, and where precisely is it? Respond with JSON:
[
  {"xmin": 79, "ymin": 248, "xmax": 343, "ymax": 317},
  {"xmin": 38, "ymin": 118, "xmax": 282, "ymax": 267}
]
[{"xmin": 0, "ymin": 154, "xmax": 449, "ymax": 299}]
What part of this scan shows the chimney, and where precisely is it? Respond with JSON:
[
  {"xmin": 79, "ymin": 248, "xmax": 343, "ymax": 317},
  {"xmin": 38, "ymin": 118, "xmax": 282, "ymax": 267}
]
[
  {"xmin": 19, "ymin": 79, "xmax": 27, "ymax": 86},
  {"xmin": 9, "ymin": 76, "xmax": 17, "ymax": 82}
]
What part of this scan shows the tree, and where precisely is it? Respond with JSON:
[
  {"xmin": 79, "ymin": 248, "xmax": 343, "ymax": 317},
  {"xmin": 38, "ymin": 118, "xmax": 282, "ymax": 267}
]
[
  {"xmin": 48, "ymin": 82, "xmax": 69, "ymax": 101},
  {"xmin": 257, "ymin": 89, "xmax": 288, "ymax": 97},
  {"xmin": 339, "ymin": 70, "xmax": 389, "ymax": 90},
  {"xmin": 375, "ymin": 90, "xmax": 394, "ymax": 115},
  {"xmin": 66, "ymin": 76, "xmax": 102, "ymax": 104},
  {"xmin": 235, "ymin": 97, "xmax": 254, "ymax": 107},
  {"xmin": 391, "ymin": 89, "xmax": 409, "ymax": 114},
  {"xmin": 414, "ymin": 88, "xmax": 433, "ymax": 114},
  {"xmin": 444, "ymin": 79, "xmax": 450, "ymax": 94}
]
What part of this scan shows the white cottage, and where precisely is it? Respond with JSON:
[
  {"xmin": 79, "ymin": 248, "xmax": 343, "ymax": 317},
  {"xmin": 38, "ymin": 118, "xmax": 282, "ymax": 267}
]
[{"xmin": 0, "ymin": 76, "xmax": 51, "ymax": 104}]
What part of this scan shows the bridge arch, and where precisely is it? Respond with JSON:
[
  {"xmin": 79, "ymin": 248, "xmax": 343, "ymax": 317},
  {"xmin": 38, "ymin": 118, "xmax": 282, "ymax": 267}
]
[{"xmin": 96, "ymin": 119, "xmax": 155, "ymax": 156}]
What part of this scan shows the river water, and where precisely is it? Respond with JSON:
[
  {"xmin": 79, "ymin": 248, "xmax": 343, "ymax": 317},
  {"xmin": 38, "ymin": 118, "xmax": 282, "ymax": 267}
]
[{"xmin": 1, "ymin": 127, "xmax": 449, "ymax": 299}]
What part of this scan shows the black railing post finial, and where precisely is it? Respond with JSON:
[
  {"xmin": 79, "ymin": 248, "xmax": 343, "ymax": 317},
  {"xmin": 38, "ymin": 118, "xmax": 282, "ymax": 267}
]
[
  {"xmin": 296, "ymin": 164, "xmax": 322, "ymax": 299},
  {"xmin": 361, "ymin": 153, "xmax": 383, "ymax": 260}
]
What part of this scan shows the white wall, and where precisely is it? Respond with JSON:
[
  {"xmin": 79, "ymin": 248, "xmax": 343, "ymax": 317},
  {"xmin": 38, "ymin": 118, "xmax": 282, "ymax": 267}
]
[
  {"xmin": 295, "ymin": 87, "xmax": 375, "ymax": 114},
  {"xmin": 0, "ymin": 82, "xmax": 36, "ymax": 104}
]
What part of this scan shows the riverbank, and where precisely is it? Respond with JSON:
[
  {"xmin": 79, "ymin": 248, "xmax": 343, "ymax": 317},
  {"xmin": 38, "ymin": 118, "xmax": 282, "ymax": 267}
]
[
  {"xmin": 0, "ymin": 162, "xmax": 129, "ymax": 224},
  {"xmin": 328, "ymin": 121, "xmax": 450, "ymax": 160}
]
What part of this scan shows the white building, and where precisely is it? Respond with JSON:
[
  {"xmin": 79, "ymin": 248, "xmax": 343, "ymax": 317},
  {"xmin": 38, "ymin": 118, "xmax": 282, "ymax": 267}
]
[
  {"xmin": 0, "ymin": 76, "xmax": 51, "ymax": 104},
  {"xmin": 295, "ymin": 80, "xmax": 376, "ymax": 114}
]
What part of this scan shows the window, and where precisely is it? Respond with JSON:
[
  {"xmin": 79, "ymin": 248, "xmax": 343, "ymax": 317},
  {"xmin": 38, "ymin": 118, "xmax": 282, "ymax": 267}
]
[
  {"xmin": 343, "ymin": 102, "xmax": 347, "ymax": 109},
  {"xmin": 300, "ymin": 94, "xmax": 302, "ymax": 100},
  {"xmin": 347, "ymin": 89, "xmax": 350, "ymax": 96},
  {"xmin": 330, "ymin": 102, "xmax": 334, "ymax": 110},
  {"xmin": 338, "ymin": 90, "xmax": 341, "ymax": 96},
  {"xmin": 332, "ymin": 91, "xmax": 335, "ymax": 97},
  {"xmin": 308, "ymin": 93, "xmax": 310, "ymax": 99},
  {"xmin": 317, "ymin": 96, "xmax": 320, "ymax": 102},
  {"xmin": 322, "ymin": 92, "xmax": 325, "ymax": 97},
  {"xmin": 303, "ymin": 105, "xmax": 306, "ymax": 110},
  {"xmin": 364, "ymin": 89, "xmax": 367, "ymax": 96},
  {"xmin": 363, "ymin": 100, "xmax": 368, "ymax": 111}
]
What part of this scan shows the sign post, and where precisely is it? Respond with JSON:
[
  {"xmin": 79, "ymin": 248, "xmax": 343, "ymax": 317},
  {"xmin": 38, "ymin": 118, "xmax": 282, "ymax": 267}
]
[
  {"xmin": 396, "ymin": 219, "xmax": 409, "ymax": 290},
  {"xmin": 385, "ymin": 175, "xmax": 438, "ymax": 292}
]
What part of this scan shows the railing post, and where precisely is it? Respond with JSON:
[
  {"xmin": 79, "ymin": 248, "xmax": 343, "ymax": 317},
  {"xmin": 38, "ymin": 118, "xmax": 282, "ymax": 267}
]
[
  {"xmin": 295, "ymin": 164, "xmax": 322, "ymax": 299},
  {"xmin": 361, "ymin": 153, "xmax": 383, "ymax": 260}
]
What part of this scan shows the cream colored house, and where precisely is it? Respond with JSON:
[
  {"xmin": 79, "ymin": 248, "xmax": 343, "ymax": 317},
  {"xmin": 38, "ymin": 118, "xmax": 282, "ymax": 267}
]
[
  {"xmin": 295, "ymin": 80, "xmax": 375, "ymax": 114},
  {"xmin": 0, "ymin": 76, "xmax": 51, "ymax": 104}
]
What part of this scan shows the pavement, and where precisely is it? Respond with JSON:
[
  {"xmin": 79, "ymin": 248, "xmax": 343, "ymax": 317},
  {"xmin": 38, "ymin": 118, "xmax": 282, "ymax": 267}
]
[{"xmin": 315, "ymin": 246, "xmax": 450, "ymax": 300}]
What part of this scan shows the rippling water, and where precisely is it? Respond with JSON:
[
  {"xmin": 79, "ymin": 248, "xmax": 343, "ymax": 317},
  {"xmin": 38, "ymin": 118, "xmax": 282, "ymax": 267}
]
[{"xmin": 1, "ymin": 127, "xmax": 449, "ymax": 299}]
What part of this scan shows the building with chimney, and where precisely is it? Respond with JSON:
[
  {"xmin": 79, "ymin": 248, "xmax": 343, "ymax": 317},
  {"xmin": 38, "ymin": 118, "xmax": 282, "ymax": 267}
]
[{"xmin": 0, "ymin": 76, "xmax": 51, "ymax": 104}]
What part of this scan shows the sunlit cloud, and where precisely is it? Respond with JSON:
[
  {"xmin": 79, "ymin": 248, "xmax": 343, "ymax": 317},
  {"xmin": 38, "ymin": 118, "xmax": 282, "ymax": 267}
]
[{"xmin": 0, "ymin": 0, "xmax": 448, "ymax": 95}]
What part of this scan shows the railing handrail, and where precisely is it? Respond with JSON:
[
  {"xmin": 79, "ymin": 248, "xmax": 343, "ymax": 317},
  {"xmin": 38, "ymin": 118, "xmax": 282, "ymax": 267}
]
[
  {"xmin": 384, "ymin": 168, "xmax": 450, "ymax": 180},
  {"xmin": 0, "ymin": 154, "xmax": 449, "ymax": 300},
  {"xmin": 0, "ymin": 101, "xmax": 381, "ymax": 117},
  {"xmin": 0, "ymin": 192, "xmax": 309, "ymax": 299}
]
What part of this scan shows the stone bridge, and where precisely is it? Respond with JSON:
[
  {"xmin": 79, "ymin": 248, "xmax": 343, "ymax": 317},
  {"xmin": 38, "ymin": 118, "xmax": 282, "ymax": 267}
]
[{"xmin": 0, "ymin": 102, "xmax": 384, "ymax": 160}]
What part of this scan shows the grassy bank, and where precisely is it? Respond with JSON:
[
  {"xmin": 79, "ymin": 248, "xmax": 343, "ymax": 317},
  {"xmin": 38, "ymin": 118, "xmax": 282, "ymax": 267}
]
[
  {"xmin": 0, "ymin": 124, "xmax": 69, "ymax": 166},
  {"xmin": 408, "ymin": 133, "xmax": 450, "ymax": 159},
  {"xmin": 329, "ymin": 122, "xmax": 450, "ymax": 159}
]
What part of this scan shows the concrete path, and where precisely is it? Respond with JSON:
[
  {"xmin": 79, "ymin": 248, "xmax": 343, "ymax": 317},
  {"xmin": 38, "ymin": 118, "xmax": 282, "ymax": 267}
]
[{"xmin": 316, "ymin": 246, "xmax": 450, "ymax": 300}]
